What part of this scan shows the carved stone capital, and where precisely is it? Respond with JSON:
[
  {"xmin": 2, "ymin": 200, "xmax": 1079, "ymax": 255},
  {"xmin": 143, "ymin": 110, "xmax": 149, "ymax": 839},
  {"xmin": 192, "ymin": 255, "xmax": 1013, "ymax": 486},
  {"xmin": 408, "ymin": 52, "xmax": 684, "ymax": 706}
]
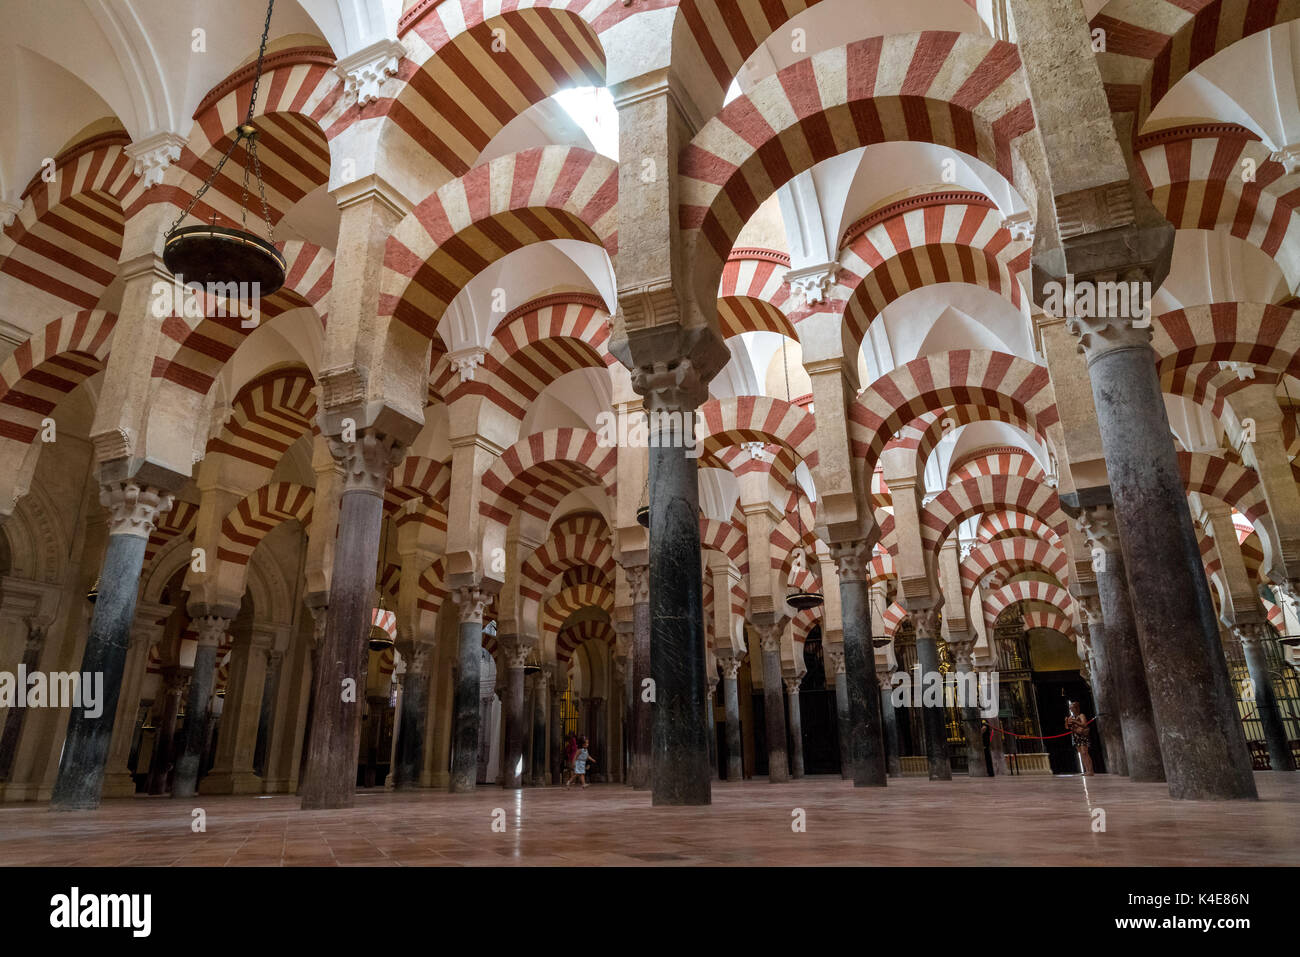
[
  {"xmin": 0, "ymin": 198, "xmax": 20, "ymax": 229},
  {"xmin": 908, "ymin": 608, "xmax": 941, "ymax": 641},
  {"xmin": 193, "ymin": 615, "xmax": 230, "ymax": 649},
  {"xmin": 707, "ymin": 674, "xmax": 719, "ymax": 698},
  {"xmin": 757, "ymin": 625, "xmax": 782, "ymax": 654},
  {"xmin": 946, "ymin": 638, "xmax": 974, "ymax": 671},
  {"xmin": 100, "ymin": 481, "xmax": 174, "ymax": 538},
  {"xmin": 783, "ymin": 261, "xmax": 839, "ymax": 305},
  {"xmin": 828, "ymin": 539, "xmax": 871, "ymax": 583},
  {"xmin": 503, "ymin": 639, "xmax": 531, "ymax": 670},
  {"xmin": 408, "ymin": 642, "xmax": 432, "ymax": 676},
  {"xmin": 448, "ymin": 346, "xmax": 487, "ymax": 383},
  {"xmin": 1077, "ymin": 503, "xmax": 1121, "ymax": 556},
  {"xmin": 1001, "ymin": 210, "xmax": 1035, "ymax": 243},
  {"xmin": 1077, "ymin": 593, "xmax": 1103, "ymax": 626},
  {"xmin": 875, "ymin": 666, "xmax": 894, "ymax": 691},
  {"xmin": 630, "ymin": 358, "xmax": 709, "ymax": 416},
  {"xmin": 454, "ymin": 586, "xmax": 489, "ymax": 625},
  {"xmin": 1233, "ymin": 620, "xmax": 1271, "ymax": 651},
  {"xmin": 827, "ymin": 649, "xmax": 846, "ymax": 677},
  {"xmin": 782, "ymin": 675, "xmax": 802, "ymax": 695},
  {"xmin": 125, "ymin": 131, "xmax": 188, "ymax": 189},
  {"xmin": 328, "ymin": 429, "xmax": 407, "ymax": 496},
  {"xmin": 335, "ymin": 38, "xmax": 405, "ymax": 106},
  {"xmin": 624, "ymin": 563, "xmax": 649, "ymax": 605},
  {"xmin": 718, "ymin": 656, "xmax": 742, "ymax": 680}
]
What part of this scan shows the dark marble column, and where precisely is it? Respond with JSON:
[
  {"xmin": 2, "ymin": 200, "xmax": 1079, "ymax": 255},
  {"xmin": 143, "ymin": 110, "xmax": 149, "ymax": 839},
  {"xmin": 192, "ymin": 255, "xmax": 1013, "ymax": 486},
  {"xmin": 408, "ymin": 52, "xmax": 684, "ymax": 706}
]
[
  {"xmin": 502, "ymin": 640, "xmax": 528, "ymax": 789},
  {"xmin": 0, "ymin": 623, "xmax": 47, "ymax": 782},
  {"xmin": 625, "ymin": 564, "xmax": 651, "ymax": 790},
  {"xmin": 549, "ymin": 669, "xmax": 564, "ymax": 785},
  {"xmin": 296, "ymin": 604, "xmax": 326, "ymax": 792},
  {"xmin": 1066, "ymin": 317, "xmax": 1256, "ymax": 799},
  {"xmin": 1078, "ymin": 596, "xmax": 1127, "ymax": 776},
  {"xmin": 831, "ymin": 541, "xmax": 888, "ymax": 786},
  {"xmin": 1235, "ymin": 623, "xmax": 1296, "ymax": 772},
  {"xmin": 173, "ymin": 615, "xmax": 227, "ymax": 798},
  {"xmin": 706, "ymin": 675, "xmax": 719, "ymax": 779},
  {"xmin": 829, "ymin": 649, "xmax": 851, "ymax": 779},
  {"xmin": 720, "ymin": 657, "xmax": 743, "ymax": 780},
  {"xmin": 1077, "ymin": 505, "xmax": 1165, "ymax": 782},
  {"xmin": 640, "ymin": 367, "xmax": 711, "ymax": 807},
  {"xmin": 51, "ymin": 481, "xmax": 173, "ymax": 810},
  {"xmin": 449, "ymin": 586, "xmax": 488, "ymax": 792},
  {"xmin": 395, "ymin": 643, "xmax": 430, "ymax": 787},
  {"xmin": 784, "ymin": 675, "xmax": 805, "ymax": 778},
  {"xmin": 301, "ymin": 430, "xmax": 405, "ymax": 810},
  {"xmin": 146, "ymin": 667, "xmax": 185, "ymax": 794},
  {"xmin": 910, "ymin": 609, "xmax": 951, "ymax": 781},
  {"xmin": 531, "ymin": 669, "xmax": 549, "ymax": 785},
  {"xmin": 758, "ymin": 626, "xmax": 789, "ymax": 783},
  {"xmin": 947, "ymin": 637, "xmax": 987, "ymax": 777},
  {"xmin": 253, "ymin": 649, "xmax": 282, "ymax": 777},
  {"xmin": 982, "ymin": 667, "xmax": 1007, "ymax": 776},
  {"xmin": 875, "ymin": 666, "xmax": 903, "ymax": 777}
]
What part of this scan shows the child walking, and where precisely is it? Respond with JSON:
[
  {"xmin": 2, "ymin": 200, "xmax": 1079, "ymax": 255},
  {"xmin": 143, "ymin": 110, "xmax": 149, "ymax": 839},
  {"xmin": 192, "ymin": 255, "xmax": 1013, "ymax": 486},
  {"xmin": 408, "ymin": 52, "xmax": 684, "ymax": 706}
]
[{"xmin": 565, "ymin": 736, "xmax": 595, "ymax": 789}]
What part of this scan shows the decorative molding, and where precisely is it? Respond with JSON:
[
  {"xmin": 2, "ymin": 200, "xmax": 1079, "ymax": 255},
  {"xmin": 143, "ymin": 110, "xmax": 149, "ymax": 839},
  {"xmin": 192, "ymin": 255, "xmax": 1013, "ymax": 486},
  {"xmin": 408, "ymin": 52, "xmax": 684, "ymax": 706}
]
[
  {"xmin": 1270, "ymin": 145, "xmax": 1300, "ymax": 175},
  {"xmin": 100, "ymin": 482, "xmax": 174, "ymax": 539},
  {"xmin": 784, "ymin": 261, "xmax": 839, "ymax": 305},
  {"xmin": 829, "ymin": 540, "xmax": 870, "ymax": 584},
  {"xmin": 448, "ymin": 346, "xmax": 487, "ymax": 383},
  {"xmin": 328, "ymin": 430, "xmax": 407, "ymax": 496},
  {"xmin": 624, "ymin": 564, "xmax": 649, "ymax": 605},
  {"xmin": 192, "ymin": 615, "xmax": 230, "ymax": 649},
  {"xmin": 0, "ymin": 198, "xmax": 21, "ymax": 229},
  {"xmin": 726, "ymin": 247, "xmax": 791, "ymax": 267},
  {"xmin": 1133, "ymin": 122, "xmax": 1260, "ymax": 152},
  {"xmin": 454, "ymin": 586, "xmax": 489, "ymax": 625},
  {"xmin": 1001, "ymin": 210, "xmax": 1034, "ymax": 243},
  {"xmin": 125, "ymin": 132, "xmax": 188, "ymax": 189},
  {"xmin": 193, "ymin": 47, "xmax": 337, "ymax": 118},
  {"xmin": 336, "ymin": 38, "xmax": 406, "ymax": 106},
  {"xmin": 839, "ymin": 190, "xmax": 995, "ymax": 250},
  {"xmin": 1054, "ymin": 182, "xmax": 1134, "ymax": 241}
]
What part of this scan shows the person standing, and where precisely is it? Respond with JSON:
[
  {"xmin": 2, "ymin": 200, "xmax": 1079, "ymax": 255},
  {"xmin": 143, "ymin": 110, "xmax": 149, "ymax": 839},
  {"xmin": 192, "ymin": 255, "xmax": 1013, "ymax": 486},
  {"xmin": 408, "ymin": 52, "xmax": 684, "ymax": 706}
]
[
  {"xmin": 565, "ymin": 736, "xmax": 595, "ymax": 789},
  {"xmin": 1065, "ymin": 701, "xmax": 1095, "ymax": 776}
]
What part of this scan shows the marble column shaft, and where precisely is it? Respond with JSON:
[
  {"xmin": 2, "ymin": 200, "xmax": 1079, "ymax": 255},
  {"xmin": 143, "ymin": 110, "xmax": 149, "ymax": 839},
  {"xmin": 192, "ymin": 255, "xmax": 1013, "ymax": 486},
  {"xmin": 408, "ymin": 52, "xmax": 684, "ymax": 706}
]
[
  {"xmin": 147, "ymin": 669, "xmax": 185, "ymax": 794},
  {"xmin": 395, "ymin": 647, "xmax": 430, "ymax": 788},
  {"xmin": 173, "ymin": 618, "xmax": 225, "ymax": 798},
  {"xmin": 912, "ymin": 612, "xmax": 951, "ymax": 781},
  {"xmin": 830, "ymin": 651, "xmax": 851, "ymax": 779},
  {"xmin": 759, "ymin": 633, "xmax": 789, "ymax": 783},
  {"xmin": 834, "ymin": 544, "xmax": 888, "ymax": 786},
  {"xmin": 720, "ymin": 658, "xmax": 743, "ymax": 781},
  {"xmin": 627, "ymin": 565, "xmax": 651, "ymax": 789},
  {"xmin": 0, "ymin": 626, "xmax": 46, "ymax": 781},
  {"xmin": 949, "ymin": 641, "xmax": 987, "ymax": 778},
  {"xmin": 876, "ymin": 668, "xmax": 903, "ymax": 777},
  {"xmin": 1079, "ymin": 601, "xmax": 1127, "ymax": 776},
  {"xmin": 784, "ymin": 676, "xmax": 804, "ymax": 779},
  {"xmin": 449, "ymin": 587, "xmax": 487, "ymax": 792},
  {"xmin": 502, "ymin": 645, "xmax": 527, "ymax": 789},
  {"xmin": 1236, "ymin": 624, "xmax": 1296, "ymax": 772}
]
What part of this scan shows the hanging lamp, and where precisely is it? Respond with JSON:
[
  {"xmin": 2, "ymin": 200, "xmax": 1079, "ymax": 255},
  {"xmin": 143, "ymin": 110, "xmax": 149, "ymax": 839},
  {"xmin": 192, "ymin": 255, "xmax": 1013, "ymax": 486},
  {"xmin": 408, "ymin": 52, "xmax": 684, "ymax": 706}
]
[
  {"xmin": 162, "ymin": 0, "xmax": 286, "ymax": 296},
  {"xmin": 780, "ymin": 334, "xmax": 823, "ymax": 611}
]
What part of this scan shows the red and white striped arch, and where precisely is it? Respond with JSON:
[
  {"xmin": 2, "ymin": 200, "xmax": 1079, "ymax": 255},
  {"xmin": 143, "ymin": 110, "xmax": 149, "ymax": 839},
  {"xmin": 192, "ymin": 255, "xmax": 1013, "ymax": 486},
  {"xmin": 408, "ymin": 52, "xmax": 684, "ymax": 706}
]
[
  {"xmin": 556, "ymin": 617, "xmax": 615, "ymax": 665},
  {"xmin": 717, "ymin": 249, "xmax": 798, "ymax": 341},
  {"xmin": 0, "ymin": 134, "xmax": 132, "ymax": 312},
  {"xmin": 835, "ymin": 203, "xmax": 1030, "ymax": 357},
  {"xmin": 1021, "ymin": 609, "xmax": 1075, "ymax": 640},
  {"xmin": 205, "ymin": 367, "xmax": 317, "ymax": 472},
  {"xmin": 975, "ymin": 511, "xmax": 1065, "ymax": 552},
  {"xmin": 982, "ymin": 579, "xmax": 1073, "ymax": 631},
  {"xmin": 882, "ymin": 600, "xmax": 908, "ymax": 639},
  {"xmin": 961, "ymin": 535, "xmax": 1068, "ymax": 611},
  {"xmin": 698, "ymin": 396, "xmax": 818, "ymax": 490},
  {"xmin": 869, "ymin": 549, "xmax": 895, "ymax": 587},
  {"xmin": 948, "ymin": 448, "xmax": 1044, "ymax": 486},
  {"xmin": 884, "ymin": 405, "xmax": 1047, "ymax": 482},
  {"xmin": 386, "ymin": 455, "xmax": 452, "ymax": 534},
  {"xmin": 680, "ymin": 34, "xmax": 1037, "ymax": 313},
  {"xmin": 543, "ymin": 583, "xmax": 613, "ymax": 644},
  {"xmin": 1178, "ymin": 450, "xmax": 1270, "ymax": 531},
  {"xmin": 479, "ymin": 428, "xmax": 616, "ymax": 527},
  {"xmin": 143, "ymin": 499, "xmax": 200, "ymax": 572},
  {"xmin": 1092, "ymin": 0, "xmax": 1300, "ymax": 147},
  {"xmin": 386, "ymin": 3, "xmax": 607, "ymax": 191},
  {"xmin": 416, "ymin": 557, "xmax": 448, "ymax": 620},
  {"xmin": 849, "ymin": 350, "xmax": 1058, "ymax": 473},
  {"xmin": 921, "ymin": 474, "xmax": 1067, "ymax": 561},
  {"xmin": 380, "ymin": 146, "xmax": 618, "ymax": 341},
  {"xmin": 216, "ymin": 482, "xmax": 314, "ymax": 566},
  {"xmin": 1153, "ymin": 302, "xmax": 1300, "ymax": 399},
  {"xmin": 521, "ymin": 515, "xmax": 615, "ymax": 603}
]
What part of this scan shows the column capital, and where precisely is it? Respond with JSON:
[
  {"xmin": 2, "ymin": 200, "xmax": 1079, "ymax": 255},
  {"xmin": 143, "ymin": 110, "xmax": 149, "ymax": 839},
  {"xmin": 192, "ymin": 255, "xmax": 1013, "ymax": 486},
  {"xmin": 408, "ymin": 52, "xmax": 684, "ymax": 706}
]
[
  {"xmin": 453, "ymin": 586, "xmax": 490, "ymax": 625},
  {"xmin": 946, "ymin": 636, "xmax": 975, "ymax": 671},
  {"xmin": 192, "ymin": 615, "xmax": 230, "ymax": 649},
  {"xmin": 624, "ymin": 563, "xmax": 650, "ymax": 604},
  {"xmin": 328, "ymin": 428, "xmax": 408, "ymax": 496},
  {"xmin": 99, "ymin": 481, "xmax": 174, "ymax": 538},
  {"xmin": 1076, "ymin": 502, "xmax": 1121, "ymax": 555},
  {"xmin": 707, "ymin": 674, "xmax": 720, "ymax": 698},
  {"xmin": 908, "ymin": 608, "xmax": 941, "ymax": 641},
  {"xmin": 1233, "ymin": 620, "xmax": 1271, "ymax": 651},
  {"xmin": 503, "ymin": 639, "xmax": 531, "ymax": 670},
  {"xmin": 755, "ymin": 623, "xmax": 782, "ymax": 654},
  {"xmin": 782, "ymin": 675, "xmax": 802, "ymax": 695},
  {"xmin": 875, "ymin": 664, "xmax": 895, "ymax": 691},
  {"xmin": 827, "ymin": 649, "xmax": 846, "ymax": 676},
  {"xmin": 630, "ymin": 358, "xmax": 709, "ymax": 415},
  {"xmin": 828, "ymin": 539, "xmax": 872, "ymax": 583},
  {"xmin": 1076, "ymin": 593, "xmax": 1104, "ymax": 626},
  {"xmin": 718, "ymin": 656, "xmax": 743, "ymax": 680}
]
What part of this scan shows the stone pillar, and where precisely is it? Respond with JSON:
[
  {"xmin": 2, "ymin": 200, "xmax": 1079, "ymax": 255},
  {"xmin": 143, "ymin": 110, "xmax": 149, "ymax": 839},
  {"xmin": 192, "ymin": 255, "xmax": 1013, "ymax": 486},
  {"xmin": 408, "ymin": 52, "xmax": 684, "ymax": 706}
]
[
  {"xmin": 300, "ymin": 430, "xmax": 405, "ymax": 810},
  {"xmin": 706, "ymin": 674, "xmax": 720, "ymax": 779},
  {"xmin": 395, "ymin": 643, "xmax": 430, "ymax": 787},
  {"xmin": 784, "ymin": 675, "xmax": 805, "ymax": 779},
  {"xmin": 830, "ymin": 541, "xmax": 887, "ymax": 786},
  {"xmin": 203, "ymin": 630, "xmax": 271, "ymax": 793},
  {"xmin": 828, "ymin": 650, "xmax": 851, "ymax": 780},
  {"xmin": 531, "ymin": 668, "xmax": 549, "ymax": 785},
  {"xmin": 0, "ymin": 623, "xmax": 47, "ymax": 782},
  {"xmin": 757, "ymin": 626, "xmax": 789, "ymax": 783},
  {"xmin": 947, "ymin": 637, "xmax": 987, "ymax": 778},
  {"xmin": 720, "ymin": 657, "xmax": 743, "ymax": 780},
  {"xmin": 549, "ymin": 670, "xmax": 564, "ymax": 786},
  {"xmin": 51, "ymin": 481, "xmax": 174, "ymax": 810},
  {"xmin": 147, "ymin": 667, "xmax": 185, "ymax": 794},
  {"xmin": 1234, "ymin": 622, "xmax": 1296, "ymax": 772},
  {"xmin": 1077, "ymin": 505, "xmax": 1165, "ymax": 782},
  {"xmin": 100, "ymin": 626, "xmax": 158, "ymax": 798},
  {"xmin": 502, "ymin": 640, "xmax": 528, "ymax": 789},
  {"xmin": 449, "ymin": 586, "xmax": 488, "ymax": 792},
  {"xmin": 1077, "ymin": 596, "xmax": 1127, "ymax": 776},
  {"xmin": 253, "ymin": 648, "xmax": 282, "ymax": 776},
  {"xmin": 173, "ymin": 615, "xmax": 228, "ymax": 798},
  {"xmin": 910, "ymin": 608, "xmax": 951, "ymax": 781},
  {"xmin": 626, "ymin": 564, "xmax": 651, "ymax": 789},
  {"xmin": 980, "ymin": 662, "xmax": 1007, "ymax": 775},
  {"xmin": 875, "ymin": 665, "xmax": 903, "ymax": 777}
]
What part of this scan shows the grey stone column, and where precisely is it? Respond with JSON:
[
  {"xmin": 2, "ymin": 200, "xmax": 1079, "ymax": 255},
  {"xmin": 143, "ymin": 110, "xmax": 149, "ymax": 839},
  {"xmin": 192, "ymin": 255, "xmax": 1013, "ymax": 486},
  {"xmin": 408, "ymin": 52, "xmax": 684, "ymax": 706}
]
[
  {"xmin": 0, "ymin": 623, "xmax": 47, "ymax": 782},
  {"xmin": 831, "ymin": 541, "xmax": 887, "ymax": 786},
  {"xmin": 705, "ymin": 674, "xmax": 719, "ymax": 779},
  {"xmin": 829, "ymin": 650, "xmax": 851, "ymax": 779},
  {"xmin": 1077, "ymin": 505, "xmax": 1165, "ymax": 782},
  {"xmin": 784, "ymin": 675, "xmax": 804, "ymax": 778},
  {"xmin": 875, "ymin": 665, "xmax": 903, "ymax": 777},
  {"xmin": 639, "ymin": 365, "xmax": 712, "ymax": 807},
  {"xmin": 450, "ymin": 587, "xmax": 488, "ymax": 792},
  {"xmin": 173, "ymin": 615, "xmax": 228, "ymax": 798},
  {"xmin": 947, "ymin": 637, "xmax": 988, "ymax": 777},
  {"xmin": 501, "ymin": 640, "xmax": 528, "ymax": 789},
  {"xmin": 296, "ymin": 603, "xmax": 326, "ymax": 791},
  {"xmin": 910, "ymin": 609, "xmax": 951, "ymax": 781},
  {"xmin": 395, "ymin": 643, "xmax": 431, "ymax": 787},
  {"xmin": 1078, "ymin": 596, "xmax": 1127, "ymax": 776},
  {"xmin": 51, "ymin": 481, "xmax": 174, "ymax": 810},
  {"xmin": 147, "ymin": 667, "xmax": 185, "ymax": 794},
  {"xmin": 720, "ymin": 656, "xmax": 743, "ymax": 780},
  {"xmin": 1235, "ymin": 623, "xmax": 1296, "ymax": 772},
  {"xmin": 253, "ymin": 648, "xmax": 282, "ymax": 776},
  {"xmin": 1065, "ymin": 310, "xmax": 1256, "ymax": 799},
  {"xmin": 531, "ymin": 668, "xmax": 549, "ymax": 785},
  {"xmin": 625, "ymin": 563, "xmax": 652, "ymax": 790},
  {"xmin": 301, "ymin": 430, "xmax": 406, "ymax": 810},
  {"xmin": 549, "ymin": 671, "xmax": 564, "ymax": 785},
  {"xmin": 758, "ymin": 626, "xmax": 789, "ymax": 783},
  {"xmin": 981, "ymin": 663, "xmax": 1007, "ymax": 775}
]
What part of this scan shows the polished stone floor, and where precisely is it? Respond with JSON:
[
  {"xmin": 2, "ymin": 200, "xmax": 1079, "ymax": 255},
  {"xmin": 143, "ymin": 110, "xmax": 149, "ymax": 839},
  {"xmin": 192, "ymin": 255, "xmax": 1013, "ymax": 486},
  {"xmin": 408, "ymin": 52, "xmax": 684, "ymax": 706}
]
[{"xmin": 0, "ymin": 773, "xmax": 1296, "ymax": 866}]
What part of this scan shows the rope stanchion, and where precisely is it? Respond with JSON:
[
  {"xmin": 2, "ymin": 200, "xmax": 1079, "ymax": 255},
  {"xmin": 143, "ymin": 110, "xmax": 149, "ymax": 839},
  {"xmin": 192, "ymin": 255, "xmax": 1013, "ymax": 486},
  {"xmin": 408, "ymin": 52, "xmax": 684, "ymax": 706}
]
[{"xmin": 982, "ymin": 715, "xmax": 1101, "ymax": 741}]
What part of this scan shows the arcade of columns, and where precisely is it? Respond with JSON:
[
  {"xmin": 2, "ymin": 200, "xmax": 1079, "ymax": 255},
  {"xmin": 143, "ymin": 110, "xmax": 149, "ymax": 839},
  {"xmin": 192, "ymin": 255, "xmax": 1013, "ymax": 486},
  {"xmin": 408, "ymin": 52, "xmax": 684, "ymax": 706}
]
[{"xmin": 0, "ymin": 0, "xmax": 1297, "ymax": 813}]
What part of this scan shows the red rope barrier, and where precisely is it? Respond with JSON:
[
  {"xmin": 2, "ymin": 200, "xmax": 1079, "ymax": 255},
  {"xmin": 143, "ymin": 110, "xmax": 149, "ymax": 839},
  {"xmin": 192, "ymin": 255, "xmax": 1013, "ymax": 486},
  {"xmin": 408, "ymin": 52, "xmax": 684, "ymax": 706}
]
[{"xmin": 982, "ymin": 715, "xmax": 1098, "ymax": 741}]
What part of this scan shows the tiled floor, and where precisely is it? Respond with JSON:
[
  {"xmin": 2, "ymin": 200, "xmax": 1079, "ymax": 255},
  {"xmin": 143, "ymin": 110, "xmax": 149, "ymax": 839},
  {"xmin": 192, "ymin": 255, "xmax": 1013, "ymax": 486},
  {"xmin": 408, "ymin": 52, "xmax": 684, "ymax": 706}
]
[{"xmin": 0, "ymin": 773, "xmax": 1296, "ymax": 866}]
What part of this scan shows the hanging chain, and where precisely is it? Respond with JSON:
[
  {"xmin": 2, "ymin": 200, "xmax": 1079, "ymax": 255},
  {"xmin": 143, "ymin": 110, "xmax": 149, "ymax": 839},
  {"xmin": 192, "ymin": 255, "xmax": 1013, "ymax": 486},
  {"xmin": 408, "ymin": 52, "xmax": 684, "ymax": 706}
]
[
  {"xmin": 165, "ymin": 0, "xmax": 276, "ymax": 238},
  {"xmin": 780, "ymin": 332, "xmax": 809, "ymax": 545}
]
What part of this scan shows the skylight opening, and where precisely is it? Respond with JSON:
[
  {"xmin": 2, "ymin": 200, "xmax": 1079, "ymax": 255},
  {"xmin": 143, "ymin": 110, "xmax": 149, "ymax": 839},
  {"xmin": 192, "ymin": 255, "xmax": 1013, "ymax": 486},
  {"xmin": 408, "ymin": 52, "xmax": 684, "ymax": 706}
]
[{"xmin": 555, "ymin": 86, "xmax": 619, "ymax": 160}]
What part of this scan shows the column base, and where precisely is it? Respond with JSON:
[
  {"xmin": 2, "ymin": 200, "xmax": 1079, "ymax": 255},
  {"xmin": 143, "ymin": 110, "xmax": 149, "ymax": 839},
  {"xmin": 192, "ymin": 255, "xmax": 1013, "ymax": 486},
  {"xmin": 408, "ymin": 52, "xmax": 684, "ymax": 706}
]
[
  {"xmin": 200, "ymin": 771, "xmax": 265, "ymax": 795},
  {"xmin": 101, "ymin": 772, "xmax": 140, "ymax": 799}
]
